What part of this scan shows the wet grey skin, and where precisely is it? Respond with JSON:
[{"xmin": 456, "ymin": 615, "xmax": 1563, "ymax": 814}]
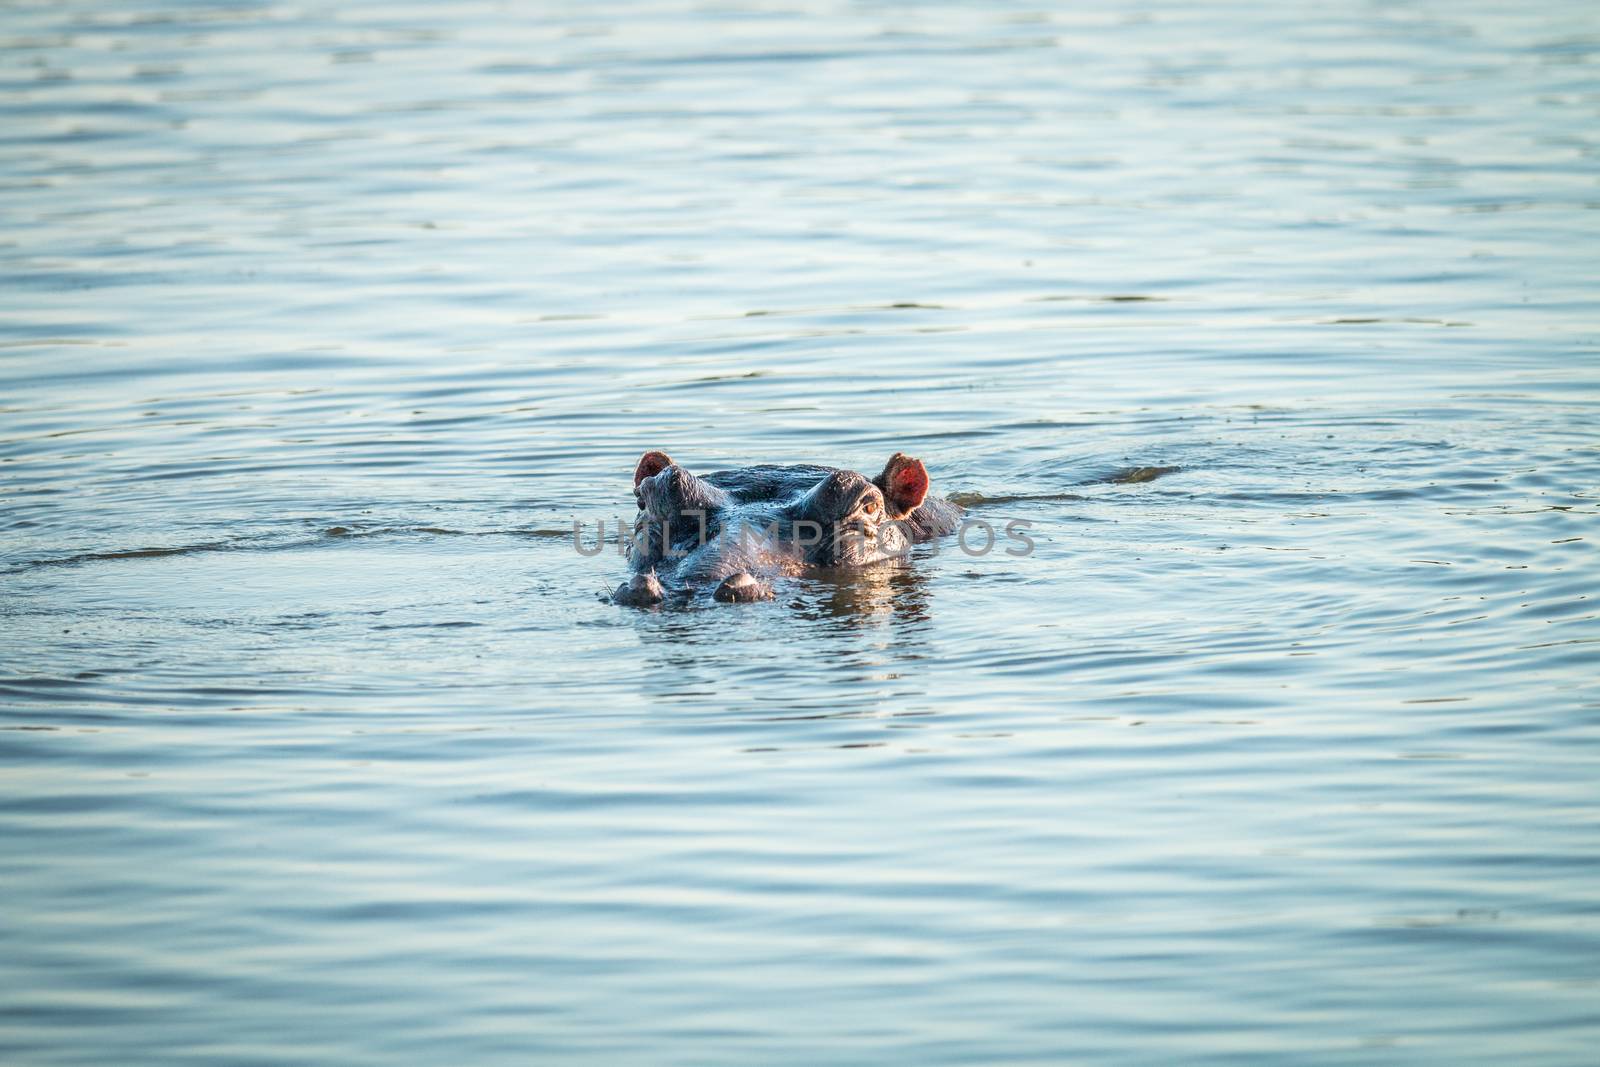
[{"xmin": 612, "ymin": 451, "xmax": 962, "ymax": 606}]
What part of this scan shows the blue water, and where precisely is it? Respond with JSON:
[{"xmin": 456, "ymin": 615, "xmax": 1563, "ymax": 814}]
[{"xmin": 3, "ymin": 2, "xmax": 1599, "ymax": 1063}]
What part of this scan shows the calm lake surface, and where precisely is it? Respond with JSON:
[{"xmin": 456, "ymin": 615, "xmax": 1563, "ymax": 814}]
[{"xmin": 3, "ymin": 1, "xmax": 1599, "ymax": 1063}]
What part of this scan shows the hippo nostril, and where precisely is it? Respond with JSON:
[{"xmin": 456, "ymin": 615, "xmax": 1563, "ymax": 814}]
[
  {"xmin": 714, "ymin": 572, "xmax": 772, "ymax": 603},
  {"xmin": 614, "ymin": 571, "xmax": 664, "ymax": 607}
]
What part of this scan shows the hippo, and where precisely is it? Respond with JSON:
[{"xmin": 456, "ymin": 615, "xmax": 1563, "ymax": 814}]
[{"xmin": 613, "ymin": 450, "xmax": 963, "ymax": 606}]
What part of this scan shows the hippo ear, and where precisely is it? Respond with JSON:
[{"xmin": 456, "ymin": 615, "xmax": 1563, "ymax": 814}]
[
  {"xmin": 876, "ymin": 453, "xmax": 929, "ymax": 518},
  {"xmin": 633, "ymin": 450, "xmax": 673, "ymax": 487}
]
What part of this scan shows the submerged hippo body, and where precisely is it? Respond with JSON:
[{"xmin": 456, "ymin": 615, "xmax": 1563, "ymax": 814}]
[{"xmin": 613, "ymin": 451, "xmax": 962, "ymax": 606}]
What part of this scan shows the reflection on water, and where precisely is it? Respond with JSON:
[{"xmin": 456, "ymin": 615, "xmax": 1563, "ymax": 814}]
[
  {"xmin": 799, "ymin": 562, "xmax": 935, "ymax": 624},
  {"xmin": 631, "ymin": 565, "xmax": 935, "ymax": 707},
  {"xmin": 3, "ymin": 0, "xmax": 1600, "ymax": 1064}
]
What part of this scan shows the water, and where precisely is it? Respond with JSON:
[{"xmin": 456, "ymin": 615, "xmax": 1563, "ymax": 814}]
[{"xmin": 3, "ymin": 1, "xmax": 1599, "ymax": 1063}]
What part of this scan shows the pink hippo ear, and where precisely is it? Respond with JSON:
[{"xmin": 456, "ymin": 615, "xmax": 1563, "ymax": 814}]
[
  {"xmin": 633, "ymin": 450, "xmax": 673, "ymax": 487},
  {"xmin": 876, "ymin": 453, "xmax": 930, "ymax": 518}
]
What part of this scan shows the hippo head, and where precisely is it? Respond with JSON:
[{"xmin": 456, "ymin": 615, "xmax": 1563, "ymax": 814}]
[{"xmin": 619, "ymin": 449, "xmax": 946, "ymax": 605}]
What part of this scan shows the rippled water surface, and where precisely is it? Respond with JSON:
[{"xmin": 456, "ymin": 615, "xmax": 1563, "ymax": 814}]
[{"xmin": 4, "ymin": 1, "xmax": 1600, "ymax": 1063}]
